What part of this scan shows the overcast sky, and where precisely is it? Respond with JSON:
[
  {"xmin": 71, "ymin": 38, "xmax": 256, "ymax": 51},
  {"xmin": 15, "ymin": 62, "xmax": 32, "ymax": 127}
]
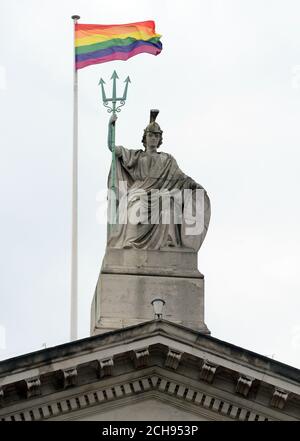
[{"xmin": 0, "ymin": 0, "xmax": 300, "ymax": 368}]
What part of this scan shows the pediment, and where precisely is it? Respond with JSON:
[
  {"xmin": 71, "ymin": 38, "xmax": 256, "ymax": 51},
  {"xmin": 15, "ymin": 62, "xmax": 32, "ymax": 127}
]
[{"xmin": 0, "ymin": 321, "xmax": 299, "ymax": 421}]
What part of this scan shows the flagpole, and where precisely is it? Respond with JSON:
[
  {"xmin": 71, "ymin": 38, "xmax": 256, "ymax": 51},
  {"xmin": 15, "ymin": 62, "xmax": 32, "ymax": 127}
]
[{"xmin": 70, "ymin": 14, "xmax": 80, "ymax": 341}]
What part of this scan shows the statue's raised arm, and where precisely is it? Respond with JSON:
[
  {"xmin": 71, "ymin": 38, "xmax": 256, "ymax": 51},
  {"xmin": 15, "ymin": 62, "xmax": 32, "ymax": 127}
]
[{"xmin": 107, "ymin": 114, "xmax": 122, "ymax": 157}]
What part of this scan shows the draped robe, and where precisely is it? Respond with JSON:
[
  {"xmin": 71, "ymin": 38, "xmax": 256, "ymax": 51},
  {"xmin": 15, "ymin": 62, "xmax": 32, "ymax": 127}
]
[{"xmin": 107, "ymin": 146, "xmax": 210, "ymax": 251}]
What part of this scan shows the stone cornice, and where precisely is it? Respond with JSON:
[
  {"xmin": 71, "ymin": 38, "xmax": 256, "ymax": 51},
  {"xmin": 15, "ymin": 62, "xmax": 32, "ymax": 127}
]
[
  {"xmin": 62, "ymin": 368, "xmax": 78, "ymax": 389},
  {"xmin": 0, "ymin": 321, "xmax": 298, "ymax": 386},
  {"xmin": 132, "ymin": 348, "xmax": 150, "ymax": 368},
  {"xmin": 0, "ymin": 368, "xmax": 296, "ymax": 421},
  {"xmin": 98, "ymin": 358, "xmax": 114, "ymax": 378},
  {"xmin": 236, "ymin": 375, "xmax": 254, "ymax": 398},
  {"xmin": 25, "ymin": 376, "xmax": 41, "ymax": 399},
  {"xmin": 271, "ymin": 388, "xmax": 289, "ymax": 410},
  {"xmin": 1, "ymin": 335, "xmax": 298, "ymax": 397},
  {"xmin": 0, "ymin": 321, "xmax": 299, "ymax": 420},
  {"xmin": 165, "ymin": 349, "xmax": 182, "ymax": 370},
  {"xmin": 200, "ymin": 360, "xmax": 218, "ymax": 384}
]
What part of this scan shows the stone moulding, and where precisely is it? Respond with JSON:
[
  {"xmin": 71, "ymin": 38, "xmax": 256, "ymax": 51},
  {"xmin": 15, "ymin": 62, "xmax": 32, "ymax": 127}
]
[
  {"xmin": 133, "ymin": 348, "xmax": 150, "ymax": 368},
  {"xmin": 62, "ymin": 368, "xmax": 78, "ymax": 389},
  {"xmin": 25, "ymin": 376, "xmax": 41, "ymax": 399},
  {"xmin": 199, "ymin": 360, "xmax": 218, "ymax": 384},
  {"xmin": 0, "ymin": 372, "xmax": 274, "ymax": 422},
  {"xmin": 271, "ymin": 388, "xmax": 289, "ymax": 409},
  {"xmin": 165, "ymin": 348, "xmax": 182, "ymax": 370},
  {"xmin": 236, "ymin": 376, "xmax": 254, "ymax": 398},
  {"xmin": 98, "ymin": 358, "xmax": 114, "ymax": 378}
]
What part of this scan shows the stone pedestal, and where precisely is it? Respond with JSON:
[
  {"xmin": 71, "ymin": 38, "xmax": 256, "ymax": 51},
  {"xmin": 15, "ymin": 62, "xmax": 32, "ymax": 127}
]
[{"xmin": 90, "ymin": 248, "xmax": 210, "ymax": 336}]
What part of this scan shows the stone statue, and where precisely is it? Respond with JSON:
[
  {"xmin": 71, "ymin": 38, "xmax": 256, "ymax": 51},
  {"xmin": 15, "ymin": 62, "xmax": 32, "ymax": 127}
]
[
  {"xmin": 106, "ymin": 110, "xmax": 211, "ymax": 251},
  {"xmin": 91, "ymin": 109, "xmax": 211, "ymax": 335}
]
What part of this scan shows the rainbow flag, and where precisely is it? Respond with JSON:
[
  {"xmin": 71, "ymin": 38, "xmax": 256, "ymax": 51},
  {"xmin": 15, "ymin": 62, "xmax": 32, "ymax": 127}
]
[{"xmin": 75, "ymin": 20, "xmax": 162, "ymax": 69}]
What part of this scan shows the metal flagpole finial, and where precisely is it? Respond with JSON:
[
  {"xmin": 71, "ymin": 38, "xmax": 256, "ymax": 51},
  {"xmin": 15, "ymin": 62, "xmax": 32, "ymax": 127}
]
[{"xmin": 71, "ymin": 15, "xmax": 80, "ymax": 21}]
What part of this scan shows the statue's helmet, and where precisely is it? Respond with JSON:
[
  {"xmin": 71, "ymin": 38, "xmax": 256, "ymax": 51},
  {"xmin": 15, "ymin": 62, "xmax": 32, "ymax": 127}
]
[{"xmin": 142, "ymin": 109, "xmax": 163, "ymax": 148}]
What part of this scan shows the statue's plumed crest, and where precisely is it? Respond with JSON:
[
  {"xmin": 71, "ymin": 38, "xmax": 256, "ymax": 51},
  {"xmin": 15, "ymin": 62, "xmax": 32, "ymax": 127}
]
[
  {"xmin": 150, "ymin": 109, "xmax": 159, "ymax": 123},
  {"xmin": 144, "ymin": 109, "xmax": 163, "ymax": 134}
]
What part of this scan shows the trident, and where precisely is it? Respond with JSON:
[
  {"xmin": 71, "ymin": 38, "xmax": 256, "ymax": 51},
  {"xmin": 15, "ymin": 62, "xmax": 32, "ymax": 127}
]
[{"xmin": 99, "ymin": 71, "xmax": 131, "ymax": 226}]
